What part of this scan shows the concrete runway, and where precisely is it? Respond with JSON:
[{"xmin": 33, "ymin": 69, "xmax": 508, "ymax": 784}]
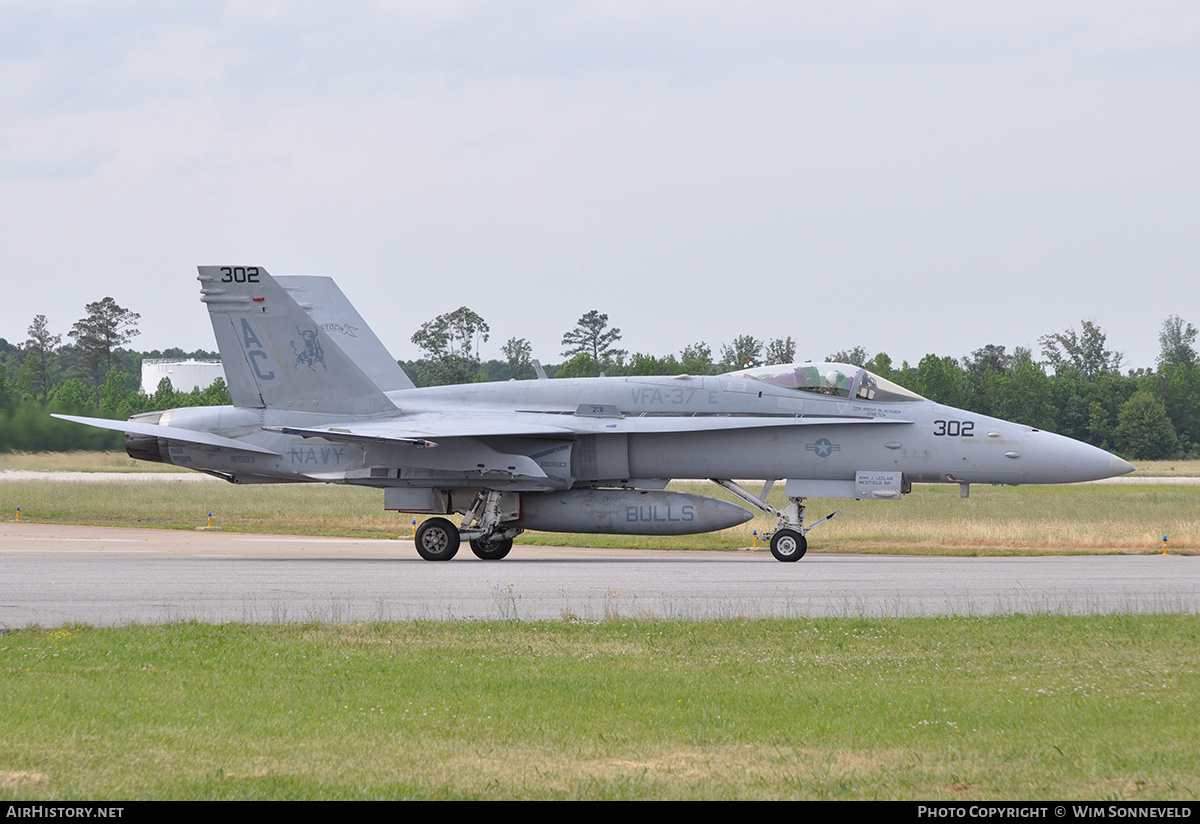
[{"xmin": 2, "ymin": 523, "xmax": 1196, "ymax": 626}]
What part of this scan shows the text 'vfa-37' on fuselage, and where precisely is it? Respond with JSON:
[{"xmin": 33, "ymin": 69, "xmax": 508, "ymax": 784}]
[{"xmin": 55, "ymin": 265, "xmax": 1135, "ymax": 562}]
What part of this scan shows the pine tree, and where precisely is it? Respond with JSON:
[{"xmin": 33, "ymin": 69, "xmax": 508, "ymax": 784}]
[
  {"xmin": 18, "ymin": 314, "xmax": 61, "ymax": 405},
  {"xmin": 561, "ymin": 311, "xmax": 625, "ymax": 366},
  {"xmin": 69, "ymin": 298, "xmax": 140, "ymax": 407}
]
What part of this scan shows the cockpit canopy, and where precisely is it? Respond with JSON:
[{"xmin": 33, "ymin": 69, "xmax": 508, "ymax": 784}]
[{"xmin": 723, "ymin": 362, "xmax": 926, "ymax": 403}]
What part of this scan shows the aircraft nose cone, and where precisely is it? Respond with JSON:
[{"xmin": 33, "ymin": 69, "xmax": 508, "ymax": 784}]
[
  {"xmin": 1108, "ymin": 454, "xmax": 1135, "ymax": 477},
  {"xmin": 1023, "ymin": 431, "xmax": 1135, "ymax": 483}
]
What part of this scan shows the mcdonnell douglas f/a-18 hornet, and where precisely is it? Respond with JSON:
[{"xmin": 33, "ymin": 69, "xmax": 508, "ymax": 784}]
[{"xmin": 57, "ymin": 266, "xmax": 1135, "ymax": 562}]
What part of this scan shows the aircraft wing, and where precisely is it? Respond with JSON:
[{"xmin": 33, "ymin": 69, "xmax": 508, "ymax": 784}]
[
  {"xmin": 51, "ymin": 414, "xmax": 280, "ymax": 455},
  {"xmin": 562, "ymin": 414, "xmax": 913, "ymax": 435},
  {"xmin": 262, "ymin": 412, "xmax": 910, "ymax": 447},
  {"xmin": 264, "ymin": 415, "xmax": 579, "ymax": 445}
]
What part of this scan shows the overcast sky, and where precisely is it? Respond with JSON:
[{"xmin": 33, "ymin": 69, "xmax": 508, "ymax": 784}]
[{"xmin": 2, "ymin": 1, "xmax": 1197, "ymax": 371}]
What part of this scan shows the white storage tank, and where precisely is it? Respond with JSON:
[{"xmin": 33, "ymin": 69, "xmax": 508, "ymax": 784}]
[{"xmin": 141, "ymin": 359, "xmax": 227, "ymax": 394}]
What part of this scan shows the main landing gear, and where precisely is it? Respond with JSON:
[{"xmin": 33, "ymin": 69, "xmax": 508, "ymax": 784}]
[
  {"xmin": 468, "ymin": 535, "xmax": 514, "ymax": 560},
  {"xmin": 414, "ymin": 490, "xmax": 522, "ymax": 561},
  {"xmin": 711, "ymin": 479, "xmax": 841, "ymax": 563},
  {"xmin": 414, "ymin": 517, "xmax": 460, "ymax": 561}
]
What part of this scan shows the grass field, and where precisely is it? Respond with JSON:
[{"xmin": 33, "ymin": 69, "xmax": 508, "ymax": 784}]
[
  {"xmin": 0, "ymin": 451, "xmax": 191, "ymax": 473},
  {"xmin": 1129, "ymin": 459, "xmax": 1200, "ymax": 476},
  {"xmin": 3, "ymin": 453, "xmax": 1197, "ymax": 801},
  {"xmin": 2, "ymin": 617, "xmax": 1196, "ymax": 800},
  {"xmin": 2, "ymin": 471, "xmax": 1196, "ymax": 553}
]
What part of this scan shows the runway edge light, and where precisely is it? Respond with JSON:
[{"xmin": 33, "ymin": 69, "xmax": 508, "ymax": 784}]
[{"xmin": 197, "ymin": 510, "xmax": 221, "ymax": 532}]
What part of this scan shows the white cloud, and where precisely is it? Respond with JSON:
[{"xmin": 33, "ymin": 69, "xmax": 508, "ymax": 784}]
[{"xmin": 1, "ymin": 1, "xmax": 1197, "ymax": 368}]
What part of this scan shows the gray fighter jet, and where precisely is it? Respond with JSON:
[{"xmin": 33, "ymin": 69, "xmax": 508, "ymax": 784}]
[{"xmin": 56, "ymin": 265, "xmax": 1135, "ymax": 562}]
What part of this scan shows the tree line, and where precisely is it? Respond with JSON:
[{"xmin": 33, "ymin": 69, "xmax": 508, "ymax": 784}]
[
  {"xmin": 1, "ymin": 298, "xmax": 1196, "ymax": 461},
  {"xmin": 402, "ymin": 307, "xmax": 1197, "ymax": 461},
  {"xmin": 0, "ymin": 299, "xmax": 230, "ymax": 452}
]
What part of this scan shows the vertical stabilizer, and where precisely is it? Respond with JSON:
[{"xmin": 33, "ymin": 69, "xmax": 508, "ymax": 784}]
[
  {"xmin": 276, "ymin": 275, "xmax": 416, "ymax": 392},
  {"xmin": 198, "ymin": 266, "xmax": 396, "ymax": 415}
]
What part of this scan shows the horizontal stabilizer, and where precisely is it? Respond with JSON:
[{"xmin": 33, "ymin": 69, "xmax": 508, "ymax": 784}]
[
  {"xmin": 52, "ymin": 414, "xmax": 279, "ymax": 455},
  {"xmin": 263, "ymin": 425, "xmax": 438, "ymax": 448},
  {"xmin": 263, "ymin": 421, "xmax": 554, "ymax": 479}
]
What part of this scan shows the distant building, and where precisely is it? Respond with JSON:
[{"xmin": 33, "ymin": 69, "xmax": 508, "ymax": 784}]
[{"xmin": 141, "ymin": 359, "xmax": 226, "ymax": 395}]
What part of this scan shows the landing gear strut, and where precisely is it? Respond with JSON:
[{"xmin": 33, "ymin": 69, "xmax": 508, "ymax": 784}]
[
  {"xmin": 711, "ymin": 479, "xmax": 841, "ymax": 563},
  {"xmin": 413, "ymin": 490, "xmax": 522, "ymax": 562}
]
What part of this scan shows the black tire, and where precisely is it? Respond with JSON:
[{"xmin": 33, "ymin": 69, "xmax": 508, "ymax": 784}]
[
  {"xmin": 415, "ymin": 517, "xmax": 460, "ymax": 561},
  {"xmin": 469, "ymin": 536, "xmax": 514, "ymax": 560},
  {"xmin": 770, "ymin": 529, "xmax": 807, "ymax": 562}
]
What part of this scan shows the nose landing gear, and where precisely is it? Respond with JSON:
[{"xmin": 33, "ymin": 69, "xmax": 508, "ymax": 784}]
[
  {"xmin": 769, "ymin": 529, "xmax": 807, "ymax": 562},
  {"xmin": 711, "ymin": 479, "xmax": 841, "ymax": 563}
]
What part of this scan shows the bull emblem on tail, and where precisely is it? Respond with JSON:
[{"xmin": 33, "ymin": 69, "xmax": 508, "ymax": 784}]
[{"xmin": 291, "ymin": 327, "xmax": 327, "ymax": 371}]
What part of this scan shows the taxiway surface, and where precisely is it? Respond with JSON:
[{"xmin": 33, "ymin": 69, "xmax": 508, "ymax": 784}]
[{"xmin": 2, "ymin": 523, "xmax": 1194, "ymax": 626}]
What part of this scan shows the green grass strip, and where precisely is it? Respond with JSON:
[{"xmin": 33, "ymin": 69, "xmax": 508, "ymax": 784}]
[
  {"xmin": 3, "ymin": 477, "xmax": 1196, "ymax": 552},
  {"xmin": 2, "ymin": 616, "xmax": 1197, "ymax": 800}
]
